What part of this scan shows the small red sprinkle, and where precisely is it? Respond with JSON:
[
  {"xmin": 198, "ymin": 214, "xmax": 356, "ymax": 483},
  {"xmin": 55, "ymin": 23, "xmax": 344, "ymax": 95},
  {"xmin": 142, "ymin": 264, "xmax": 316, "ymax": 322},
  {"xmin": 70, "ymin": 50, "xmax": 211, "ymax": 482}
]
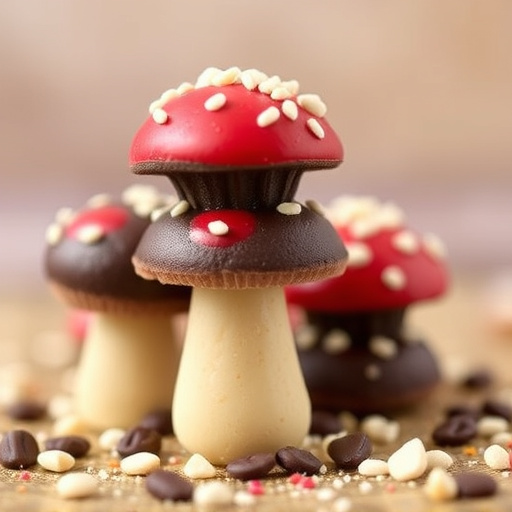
[
  {"xmin": 288, "ymin": 473, "xmax": 303, "ymax": 485},
  {"xmin": 386, "ymin": 483, "xmax": 396, "ymax": 493},
  {"xmin": 19, "ymin": 471, "xmax": 31, "ymax": 482},
  {"xmin": 247, "ymin": 480, "xmax": 265, "ymax": 495},
  {"xmin": 509, "ymin": 450, "xmax": 512, "ymax": 469},
  {"xmin": 299, "ymin": 476, "xmax": 316, "ymax": 489}
]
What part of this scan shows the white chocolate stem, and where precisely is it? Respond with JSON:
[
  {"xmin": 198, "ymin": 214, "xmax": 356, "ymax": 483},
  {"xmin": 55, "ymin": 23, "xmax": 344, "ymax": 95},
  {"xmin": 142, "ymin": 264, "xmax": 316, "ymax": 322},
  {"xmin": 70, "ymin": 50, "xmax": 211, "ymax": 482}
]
[
  {"xmin": 172, "ymin": 287, "xmax": 311, "ymax": 465},
  {"xmin": 74, "ymin": 313, "xmax": 179, "ymax": 429}
]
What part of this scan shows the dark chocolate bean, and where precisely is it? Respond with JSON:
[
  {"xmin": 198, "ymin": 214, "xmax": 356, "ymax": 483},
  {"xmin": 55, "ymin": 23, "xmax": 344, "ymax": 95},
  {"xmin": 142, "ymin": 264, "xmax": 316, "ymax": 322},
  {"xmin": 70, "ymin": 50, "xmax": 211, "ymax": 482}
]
[
  {"xmin": 138, "ymin": 408, "xmax": 173, "ymax": 436},
  {"xmin": 6, "ymin": 401, "xmax": 47, "ymax": 421},
  {"xmin": 445, "ymin": 405, "xmax": 479, "ymax": 420},
  {"xmin": 117, "ymin": 427, "xmax": 162, "ymax": 458},
  {"xmin": 454, "ymin": 472, "xmax": 498, "ymax": 498},
  {"xmin": 45, "ymin": 436, "xmax": 91, "ymax": 458},
  {"xmin": 146, "ymin": 469, "xmax": 193, "ymax": 501},
  {"xmin": 226, "ymin": 453, "xmax": 275, "ymax": 480},
  {"xmin": 327, "ymin": 432, "xmax": 372, "ymax": 470},
  {"xmin": 482, "ymin": 399, "xmax": 512, "ymax": 422},
  {"xmin": 275, "ymin": 446, "xmax": 323, "ymax": 475},
  {"xmin": 462, "ymin": 369, "xmax": 493, "ymax": 389},
  {"xmin": 432, "ymin": 415, "xmax": 477, "ymax": 446},
  {"xmin": 310, "ymin": 410, "xmax": 343, "ymax": 436},
  {"xmin": 0, "ymin": 430, "xmax": 40, "ymax": 469}
]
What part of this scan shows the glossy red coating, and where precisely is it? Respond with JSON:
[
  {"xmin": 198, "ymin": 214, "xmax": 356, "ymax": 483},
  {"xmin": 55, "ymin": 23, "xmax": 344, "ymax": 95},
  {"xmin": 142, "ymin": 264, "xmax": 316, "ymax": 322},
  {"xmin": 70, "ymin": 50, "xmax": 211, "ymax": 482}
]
[
  {"xmin": 129, "ymin": 85, "xmax": 343, "ymax": 169},
  {"xmin": 65, "ymin": 206, "xmax": 129, "ymax": 239}
]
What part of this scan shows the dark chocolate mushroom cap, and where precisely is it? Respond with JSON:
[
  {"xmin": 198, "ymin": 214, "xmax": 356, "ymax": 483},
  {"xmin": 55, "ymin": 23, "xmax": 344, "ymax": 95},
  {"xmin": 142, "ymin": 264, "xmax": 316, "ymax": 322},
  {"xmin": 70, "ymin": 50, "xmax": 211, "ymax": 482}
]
[
  {"xmin": 129, "ymin": 67, "xmax": 348, "ymax": 289},
  {"xmin": 286, "ymin": 196, "xmax": 449, "ymax": 312},
  {"xmin": 44, "ymin": 185, "xmax": 191, "ymax": 314}
]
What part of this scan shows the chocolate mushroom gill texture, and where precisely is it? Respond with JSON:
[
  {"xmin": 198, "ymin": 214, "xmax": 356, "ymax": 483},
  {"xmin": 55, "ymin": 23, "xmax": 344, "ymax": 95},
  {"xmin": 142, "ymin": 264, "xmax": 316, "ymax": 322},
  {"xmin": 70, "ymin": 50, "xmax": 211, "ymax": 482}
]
[
  {"xmin": 129, "ymin": 66, "xmax": 347, "ymax": 288},
  {"xmin": 286, "ymin": 196, "xmax": 449, "ymax": 413},
  {"xmin": 128, "ymin": 66, "xmax": 348, "ymax": 464}
]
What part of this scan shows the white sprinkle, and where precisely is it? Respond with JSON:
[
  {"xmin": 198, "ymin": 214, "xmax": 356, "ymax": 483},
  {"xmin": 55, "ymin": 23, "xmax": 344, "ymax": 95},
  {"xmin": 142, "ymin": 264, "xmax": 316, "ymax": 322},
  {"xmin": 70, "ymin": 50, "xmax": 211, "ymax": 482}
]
[
  {"xmin": 122, "ymin": 184, "xmax": 160, "ymax": 205},
  {"xmin": 358, "ymin": 459, "xmax": 389, "ymax": 477},
  {"xmin": 120, "ymin": 452, "xmax": 161, "ymax": 476},
  {"xmin": 361, "ymin": 415, "xmax": 400, "ymax": 444},
  {"xmin": 194, "ymin": 481, "xmax": 234, "ymax": 506},
  {"xmin": 240, "ymin": 68, "xmax": 268, "ymax": 90},
  {"xmin": 258, "ymin": 75, "xmax": 281, "ymax": 94},
  {"xmin": 211, "ymin": 67, "xmax": 241, "ymax": 86},
  {"xmin": 150, "ymin": 204, "xmax": 173, "ymax": 222},
  {"xmin": 148, "ymin": 99, "xmax": 164, "ymax": 114},
  {"xmin": 388, "ymin": 438, "xmax": 427, "ymax": 481},
  {"xmin": 152, "ymin": 108, "xmax": 168, "ymax": 124},
  {"xmin": 98, "ymin": 428, "xmax": 126, "ymax": 451},
  {"xmin": 281, "ymin": 79, "xmax": 300, "ymax": 96},
  {"xmin": 133, "ymin": 199, "xmax": 161, "ymax": 218},
  {"xmin": 276, "ymin": 202, "xmax": 301, "ymax": 215},
  {"xmin": 425, "ymin": 449, "xmax": 454, "ymax": 470},
  {"xmin": 281, "ymin": 99, "xmax": 299, "ymax": 121},
  {"xmin": 45, "ymin": 223, "xmax": 64, "ymax": 246},
  {"xmin": 317, "ymin": 487, "xmax": 337, "ymax": 501},
  {"xmin": 332, "ymin": 496, "xmax": 353, "ymax": 512},
  {"xmin": 295, "ymin": 324, "xmax": 319, "ymax": 351},
  {"xmin": 257, "ymin": 106, "xmax": 280, "ymax": 127},
  {"xmin": 364, "ymin": 364, "xmax": 381, "ymax": 381},
  {"xmin": 322, "ymin": 329, "xmax": 351, "ymax": 355},
  {"xmin": 484, "ymin": 444, "xmax": 510, "ymax": 470},
  {"xmin": 423, "ymin": 467, "xmax": 457, "ymax": 502},
  {"xmin": 491, "ymin": 431, "xmax": 512, "ymax": 447},
  {"xmin": 381, "ymin": 266, "xmax": 407, "ymax": 291},
  {"xmin": 204, "ymin": 92, "xmax": 227, "ymax": 111},
  {"xmin": 423, "ymin": 233, "xmax": 447, "ymax": 259},
  {"xmin": 177, "ymin": 81, "xmax": 195, "ymax": 95},
  {"xmin": 56, "ymin": 473, "xmax": 98, "ymax": 499},
  {"xmin": 233, "ymin": 490, "xmax": 257, "ymax": 506},
  {"xmin": 208, "ymin": 220, "xmax": 229, "ymax": 236},
  {"xmin": 270, "ymin": 86, "xmax": 292, "ymax": 100},
  {"xmin": 38, "ymin": 450, "xmax": 76, "ymax": 473},
  {"xmin": 75, "ymin": 224, "xmax": 105, "ymax": 245},
  {"xmin": 305, "ymin": 199, "xmax": 325, "ymax": 216},
  {"xmin": 369, "ymin": 336, "xmax": 398, "ymax": 360},
  {"xmin": 159, "ymin": 88, "xmax": 179, "ymax": 104},
  {"xmin": 297, "ymin": 94, "xmax": 327, "ymax": 117},
  {"xmin": 358, "ymin": 481, "xmax": 373, "ymax": 494},
  {"xmin": 392, "ymin": 230, "xmax": 419, "ymax": 255},
  {"xmin": 477, "ymin": 415, "xmax": 509, "ymax": 437},
  {"xmin": 86, "ymin": 193, "xmax": 111, "ymax": 208},
  {"xmin": 183, "ymin": 453, "xmax": 216, "ymax": 479},
  {"xmin": 55, "ymin": 207, "xmax": 75, "ymax": 225},
  {"xmin": 346, "ymin": 241, "xmax": 372, "ymax": 268},
  {"xmin": 170, "ymin": 199, "xmax": 190, "ymax": 217},
  {"xmin": 195, "ymin": 67, "xmax": 223, "ymax": 88},
  {"xmin": 306, "ymin": 118, "xmax": 325, "ymax": 139}
]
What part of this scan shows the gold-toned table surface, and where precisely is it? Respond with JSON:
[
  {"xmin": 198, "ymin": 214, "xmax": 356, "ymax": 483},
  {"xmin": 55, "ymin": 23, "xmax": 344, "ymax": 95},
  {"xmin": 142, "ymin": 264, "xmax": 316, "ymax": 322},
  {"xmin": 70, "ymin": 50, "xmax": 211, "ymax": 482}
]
[{"xmin": 0, "ymin": 273, "xmax": 511, "ymax": 511}]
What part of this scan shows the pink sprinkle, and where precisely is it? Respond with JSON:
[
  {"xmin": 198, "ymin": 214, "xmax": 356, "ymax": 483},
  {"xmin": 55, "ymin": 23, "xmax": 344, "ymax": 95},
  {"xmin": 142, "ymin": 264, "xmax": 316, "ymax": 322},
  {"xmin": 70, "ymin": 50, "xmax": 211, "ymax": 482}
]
[
  {"xmin": 299, "ymin": 476, "xmax": 316, "ymax": 489},
  {"xmin": 167, "ymin": 455, "xmax": 183, "ymax": 465},
  {"xmin": 19, "ymin": 471, "xmax": 31, "ymax": 482},
  {"xmin": 288, "ymin": 473, "xmax": 303, "ymax": 485},
  {"xmin": 386, "ymin": 483, "xmax": 396, "ymax": 493},
  {"xmin": 509, "ymin": 450, "xmax": 512, "ymax": 469},
  {"xmin": 247, "ymin": 480, "xmax": 265, "ymax": 495}
]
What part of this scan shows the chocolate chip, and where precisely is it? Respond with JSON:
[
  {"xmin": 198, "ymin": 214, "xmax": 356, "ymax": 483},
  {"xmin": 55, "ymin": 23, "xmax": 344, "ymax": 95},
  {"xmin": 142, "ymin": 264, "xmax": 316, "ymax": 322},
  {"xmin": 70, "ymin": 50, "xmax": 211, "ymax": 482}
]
[
  {"xmin": 117, "ymin": 427, "xmax": 162, "ymax": 458},
  {"xmin": 454, "ymin": 472, "xmax": 498, "ymax": 498},
  {"xmin": 138, "ymin": 408, "xmax": 173, "ymax": 436},
  {"xmin": 145, "ymin": 469, "xmax": 193, "ymax": 501},
  {"xmin": 310, "ymin": 410, "xmax": 343, "ymax": 436},
  {"xmin": 482, "ymin": 399, "xmax": 512, "ymax": 422},
  {"xmin": 45, "ymin": 436, "xmax": 91, "ymax": 458},
  {"xmin": 0, "ymin": 430, "xmax": 40, "ymax": 469},
  {"xmin": 6, "ymin": 401, "xmax": 47, "ymax": 421},
  {"xmin": 226, "ymin": 453, "xmax": 275, "ymax": 480},
  {"xmin": 275, "ymin": 446, "xmax": 323, "ymax": 476},
  {"xmin": 432, "ymin": 415, "xmax": 477, "ymax": 446},
  {"xmin": 327, "ymin": 432, "xmax": 372, "ymax": 470}
]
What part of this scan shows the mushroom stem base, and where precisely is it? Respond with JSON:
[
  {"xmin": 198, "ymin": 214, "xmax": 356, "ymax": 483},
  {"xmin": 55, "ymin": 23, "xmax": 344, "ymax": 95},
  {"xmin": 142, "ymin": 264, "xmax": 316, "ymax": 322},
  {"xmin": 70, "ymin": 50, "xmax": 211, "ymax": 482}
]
[
  {"xmin": 172, "ymin": 287, "xmax": 311, "ymax": 465},
  {"xmin": 74, "ymin": 313, "xmax": 179, "ymax": 429}
]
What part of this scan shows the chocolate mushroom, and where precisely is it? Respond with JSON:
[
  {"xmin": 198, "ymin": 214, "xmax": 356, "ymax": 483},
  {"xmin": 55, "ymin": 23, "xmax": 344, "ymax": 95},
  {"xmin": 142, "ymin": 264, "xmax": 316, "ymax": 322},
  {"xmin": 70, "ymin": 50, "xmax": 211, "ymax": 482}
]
[
  {"xmin": 44, "ymin": 185, "xmax": 190, "ymax": 429},
  {"xmin": 129, "ymin": 67, "xmax": 348, "ymax": 464},
  {"xmin": 286, "ymin": 196, "xmax": 449, "ymax": 413}
]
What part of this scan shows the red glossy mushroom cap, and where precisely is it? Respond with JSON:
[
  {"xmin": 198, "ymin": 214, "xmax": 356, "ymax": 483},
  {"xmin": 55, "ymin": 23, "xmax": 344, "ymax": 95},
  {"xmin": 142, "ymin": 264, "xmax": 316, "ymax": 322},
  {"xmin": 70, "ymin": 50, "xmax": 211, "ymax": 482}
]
[
  {"xmin": 129, "ymin": 66, "xmax": 343, "ymax": 173},
  {"xmin": 286, "ymin": 196, "xmax": 449, "ymax": 312}
]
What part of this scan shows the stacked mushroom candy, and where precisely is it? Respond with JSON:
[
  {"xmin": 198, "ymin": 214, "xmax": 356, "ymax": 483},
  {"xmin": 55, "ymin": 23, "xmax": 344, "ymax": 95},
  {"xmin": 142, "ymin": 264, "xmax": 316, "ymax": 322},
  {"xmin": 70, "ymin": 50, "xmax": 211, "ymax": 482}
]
[
  {"xmin": 286, "ymin": 196, "xmax": 449, "ymax": 413},
  {"xmin": 45, "ymin": 185, "xmax": 191, "ymax": 429},
  {"xmin": 129, "ymin": 66, "xmax": 348, "ymax": 464}
]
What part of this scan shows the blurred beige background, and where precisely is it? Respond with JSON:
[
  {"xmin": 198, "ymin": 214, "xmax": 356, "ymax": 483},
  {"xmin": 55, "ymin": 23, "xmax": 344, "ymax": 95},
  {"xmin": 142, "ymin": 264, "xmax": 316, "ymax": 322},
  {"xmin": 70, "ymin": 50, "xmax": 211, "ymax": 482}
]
[{"xmin": 1, "ymin": 0, "xmax": 511, "ymax": 297}]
